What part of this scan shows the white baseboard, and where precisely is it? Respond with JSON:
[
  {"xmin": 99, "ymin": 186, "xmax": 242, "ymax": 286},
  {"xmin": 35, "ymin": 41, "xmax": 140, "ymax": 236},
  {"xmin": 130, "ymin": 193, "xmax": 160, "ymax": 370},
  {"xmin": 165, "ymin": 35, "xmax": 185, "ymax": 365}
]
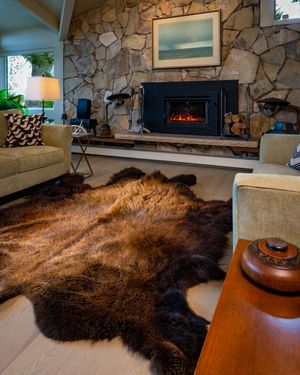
[{"xmin": 72, "ymin": 145, "xmax": 256, "ymax": 170}]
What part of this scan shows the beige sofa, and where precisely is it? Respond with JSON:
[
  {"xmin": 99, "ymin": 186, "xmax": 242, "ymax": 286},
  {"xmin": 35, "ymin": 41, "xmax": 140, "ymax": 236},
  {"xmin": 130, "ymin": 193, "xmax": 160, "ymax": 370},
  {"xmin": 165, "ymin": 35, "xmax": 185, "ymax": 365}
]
[
  {"xmin": 233, "ymin": 133, "xmax": 300, "ymax": 249},
  {"xmin": 0, "ymin": 110, "xmax": 72, "ymax": 198}
]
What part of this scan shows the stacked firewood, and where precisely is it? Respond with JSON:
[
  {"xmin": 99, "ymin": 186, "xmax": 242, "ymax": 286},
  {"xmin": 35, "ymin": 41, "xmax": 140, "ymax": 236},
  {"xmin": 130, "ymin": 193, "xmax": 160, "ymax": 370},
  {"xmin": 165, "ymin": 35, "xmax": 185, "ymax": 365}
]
[{"xmin": 223, "ymin": 112, "xmax": 249, "ymax": 137}]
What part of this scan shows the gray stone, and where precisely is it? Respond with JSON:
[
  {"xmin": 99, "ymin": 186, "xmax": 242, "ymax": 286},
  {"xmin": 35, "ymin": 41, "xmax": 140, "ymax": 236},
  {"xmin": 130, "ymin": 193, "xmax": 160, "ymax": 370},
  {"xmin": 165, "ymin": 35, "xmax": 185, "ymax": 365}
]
[
  {"xmin": 238, "ymin": 84, "xmax": 251, "ymax": 113},
  {"xmin": 102, "ymin": 8, "xmax": 117, "ymax": 23},
  {"xmin": 286, "ymin": 25, "xmax": 300, "ymax": 32},
  {"xmin": 64, "ymin": 99, "xmax": 76, "ymax": 119},
  {"xmin": 90, "ymin": 24, "xmax": 104, "ymax": 34},
  {"xmin": 117, "ymin": 12, "xmax": 129, "ymax": 28},
  {"xmin": 81, "ymin": 19, "xmax": 89, "ymax": 35},
  {"xmin": 116, "ymin": 50, "xmax": 130, "ymax": 77},
  {"xmin": 103, "ymin": 23, "xmax": 113, "ymax": 32},
  {"xmin": 129, "ymin": 53, "xmax": 146, "ymax": 71},
  {"xmin": 130, "ymin": 71, "xmax": 149, "ymax": 87},
  {"xmin": 261, "ymin": 90, "xmax": 288, "ymax": 102},
  {"xmin": 172, "ymin": 0, "xmax": 192, "ymax": 6},
  {"xmin": 188, "ymin": 2, "xmax": 207, "ymax": 15},
  {"xmin": 75, "ymin": 56, "xmax": 97, "ymax": 77},
  {"xmin": 137, "ymin": 20, "xmax": 151, "ymax": 34},
  {"xmin": 64, "ymin": 77, "xmax": 83, "ymax": 94},
  {"xmin": 277, "ymin": 58, "xmax": 300, "ymax": 89},
  {"xmin": 249, "ymin": 64, "xmax": 273, "ymax": 100},
  {"xmin": 267, "ymin": 28, "xmax": 299, "ymax": 49},
  {"xmin": 286, "ymin": 40, "xmax": 300, "ymax": 61},
  {"xmin": 79, "ymin": 40, "xmax": 95, "ymax": 57},
  {"xmin": 261, "ymin": 46, "xmax": 285, "ymax": 81},
  {"xmin": 86, "ymin": 32, "xmax": 99, "ymax": 45},
  {"xmin": 138, "ymin": 2, "xmax": 152, "ymax": 12},
  {"xmin": 250, "ymin": 112, "xmax": 271, "ymax": 138},
  {"xmin": 172, "ymin": 7, "xmax": 184, "ymax": 16},
  {"xmin": 106, "ymin": 40, "xmax": 122, "ymax": 60},
  {"xmin": 95, "ymin": 46, "xmax": 106, "ymax": 60},
  {"xmin": 251, "ymin": 32, "xmax": 269, "ymax": 55},
  {"xmin": 220, "ymin": 48, "xmax": 259, "ymax": 84},
  {"xmin": 64, "ymin": 57, "xmax": 77, "ymax": 78},
  {"xmin": 208, "ymin": 0, "xmax": 242, "ymax": 21},
  {"xmin": 223, "ymin": 30, "xmax": 239, "ymax": 46},
  {"xmin": 224, "ymin": 6, "xmax": 253, "ymax": 30},
  {"xmin": 99, "ymin": 32, "xmax": 117, "ymax": 47},
  {"xmin": 160, "ymin": 0, "xmax": 173, "ymax": 16},
  {"xmin": 113, "ymin": 76, "xmax": 128, "ymax": 93},
  {"xmin": 287, "ymin": 90, "xmax": 300, "ymax": 107},
  {"xmin": 262, "ymin": 46, "xmax": 285, "ymax": 65},
  {"xmin": 86, "ymin": 7, "xmax": 101, "ymax": 25},
  {"xmin": 234, "ymin": 27, "xmax": 260, "ymax": 50},
  {"xmin": 74, "ymin": 84, "xmax": 94, "ymax": 101},
  {"xmin": 64, "ymin": 44, "xmax": 79, "ymax": 57},
  {"xmin": 123, "ymin": 35, "xmax": 146, "ymax": 50},
  {"xmin": 140, "ymin": 6, "xmax": 156, "ymax": 22},
  {"xmin": 94, "ymin": 71, "xmax": 108, "ymax": 90},
  {"xmin": 125, "ymin": 5, "xmax": 139, "ymax": 35}
]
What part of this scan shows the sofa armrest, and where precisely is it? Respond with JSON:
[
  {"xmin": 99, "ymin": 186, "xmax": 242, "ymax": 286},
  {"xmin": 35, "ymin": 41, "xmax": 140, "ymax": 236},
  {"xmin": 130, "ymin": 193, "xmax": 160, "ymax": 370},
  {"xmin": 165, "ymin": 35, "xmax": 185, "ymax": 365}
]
[
  {"xmin": 260, "ymin": 134, "xmax": 300, "ymax": 164},
  {"xmin": 232, "ymin": 173, "xmax": 300, "ymax": 250},
  {"xmin": 41, "ymin": 124, "xmax": 72, "ymax": 169}
]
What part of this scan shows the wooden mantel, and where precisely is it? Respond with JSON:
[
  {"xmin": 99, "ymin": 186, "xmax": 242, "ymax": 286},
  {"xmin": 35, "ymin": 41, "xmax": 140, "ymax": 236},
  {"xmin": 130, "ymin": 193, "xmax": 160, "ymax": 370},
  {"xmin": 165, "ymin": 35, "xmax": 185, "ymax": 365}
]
[{"xmin": 114, "ymin": 133, "xmax": 259, "ymax": 148}]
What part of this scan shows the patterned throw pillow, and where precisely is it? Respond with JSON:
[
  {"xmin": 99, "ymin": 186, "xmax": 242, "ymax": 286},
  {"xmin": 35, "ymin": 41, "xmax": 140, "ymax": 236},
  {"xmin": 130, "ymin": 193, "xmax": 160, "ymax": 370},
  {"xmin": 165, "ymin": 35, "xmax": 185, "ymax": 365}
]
[
  {"xmin": 3, "ymin": 113, "xmax": 44, "ymax": 148},
  {"xmin": 288, "ymin": 142, "xmax": 300, "ymax": 171}
]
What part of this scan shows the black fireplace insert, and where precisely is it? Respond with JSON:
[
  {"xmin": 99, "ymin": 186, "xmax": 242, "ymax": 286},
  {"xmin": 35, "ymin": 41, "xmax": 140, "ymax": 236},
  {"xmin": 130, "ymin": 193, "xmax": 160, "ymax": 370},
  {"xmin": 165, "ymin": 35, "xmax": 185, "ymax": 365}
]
[{"xmin": 141, "ymin": 80, "xmax": 238, "ymax": 137}]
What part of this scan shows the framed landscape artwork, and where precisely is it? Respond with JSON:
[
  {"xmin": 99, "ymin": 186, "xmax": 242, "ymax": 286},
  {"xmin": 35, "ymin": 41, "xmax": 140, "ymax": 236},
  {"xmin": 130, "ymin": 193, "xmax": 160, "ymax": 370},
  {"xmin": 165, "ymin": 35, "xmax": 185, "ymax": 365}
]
[{"xmin": 152, "ymin": 11, "xmax": 221, "ymax": 69}]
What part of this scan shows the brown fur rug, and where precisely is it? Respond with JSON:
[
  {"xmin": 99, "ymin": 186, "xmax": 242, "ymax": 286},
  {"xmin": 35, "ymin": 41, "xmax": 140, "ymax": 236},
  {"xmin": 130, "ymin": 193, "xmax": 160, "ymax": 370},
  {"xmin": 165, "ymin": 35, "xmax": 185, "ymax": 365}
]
[{"xmin": 0, "ymin": 168, "xmax": 232, "ymax": 375}]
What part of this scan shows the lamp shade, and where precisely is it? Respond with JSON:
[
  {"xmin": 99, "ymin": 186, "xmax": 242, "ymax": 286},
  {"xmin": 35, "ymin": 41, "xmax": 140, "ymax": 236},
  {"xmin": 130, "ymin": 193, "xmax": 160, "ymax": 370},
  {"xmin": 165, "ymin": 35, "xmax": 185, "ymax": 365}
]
[{"xmin": 25, "ymin": 76, "xmax": 61, "ymax": 101}]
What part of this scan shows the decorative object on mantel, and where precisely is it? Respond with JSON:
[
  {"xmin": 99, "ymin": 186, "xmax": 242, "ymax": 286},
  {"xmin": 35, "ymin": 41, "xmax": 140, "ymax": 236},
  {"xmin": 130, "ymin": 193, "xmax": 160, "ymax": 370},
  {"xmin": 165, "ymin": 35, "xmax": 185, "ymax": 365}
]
[
  {"xmin": 0, "ymin": 168, "xmax": 232, "ymax": 375},
  {"xmin": 257, "ymin": 97, "xmax": 300, "ymax": 134},
  {"xmin": 97, "ymin": 93, "xmax": 131, "ymax": 137},
  {"xmin": 152, "ymin": 11, "xmax": 221, "ymax": 69},
  {"xmin": 241, "ymin": 238, "xmax": 300, "ymax": 293},
  {"xmin": 223, "ymin": 112, "xmax": 249, "ymax": 138}
]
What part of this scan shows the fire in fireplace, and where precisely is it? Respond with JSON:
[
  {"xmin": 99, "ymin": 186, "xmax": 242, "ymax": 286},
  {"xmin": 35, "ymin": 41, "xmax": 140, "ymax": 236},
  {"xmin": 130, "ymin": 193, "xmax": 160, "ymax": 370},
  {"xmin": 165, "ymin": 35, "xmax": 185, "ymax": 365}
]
[{"xmin": 141, "ymin": 80, "xmax": 238, "ymax": 137}]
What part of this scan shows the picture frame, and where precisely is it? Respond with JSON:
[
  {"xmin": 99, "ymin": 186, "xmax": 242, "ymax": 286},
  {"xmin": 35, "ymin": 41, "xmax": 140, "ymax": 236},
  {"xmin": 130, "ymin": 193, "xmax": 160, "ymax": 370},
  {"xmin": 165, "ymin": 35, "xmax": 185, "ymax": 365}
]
[{"xmin": 152, "ymin": 11, "xmax": 221, "ymax": 69}]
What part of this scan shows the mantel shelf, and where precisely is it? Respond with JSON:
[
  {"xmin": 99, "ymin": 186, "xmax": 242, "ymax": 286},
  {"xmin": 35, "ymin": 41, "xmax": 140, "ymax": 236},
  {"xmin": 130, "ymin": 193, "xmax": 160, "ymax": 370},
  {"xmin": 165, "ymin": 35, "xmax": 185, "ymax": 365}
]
[{"xmin": 114, "ymin": 133, "xmax": 259, "ymax": 148}]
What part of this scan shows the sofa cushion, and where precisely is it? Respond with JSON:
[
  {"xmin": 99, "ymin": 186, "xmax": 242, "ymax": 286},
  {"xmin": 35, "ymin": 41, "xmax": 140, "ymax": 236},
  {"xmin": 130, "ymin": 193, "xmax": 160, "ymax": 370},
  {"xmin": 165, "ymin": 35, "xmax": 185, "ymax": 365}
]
[
  {"xmin": 0, "ymin": 154, "xmax": 19, "ymax": 178},
  {"xmin": 0, "ymin": 146, "xmax": 64, "ymax": 172},
  {"xmin": 288, "ymin": 142, "xmax": 300, "ymax": 171},
  {"xmin": 3, "ymin": 113, "xmax": 44, "ymax": 147},
  {"xmin": 0, "ymin": 109, "xmax": 21, "ymax": 147},
  {"xmin": 254, "ymin": 162, "xmax": 300, "ymax": 176}
]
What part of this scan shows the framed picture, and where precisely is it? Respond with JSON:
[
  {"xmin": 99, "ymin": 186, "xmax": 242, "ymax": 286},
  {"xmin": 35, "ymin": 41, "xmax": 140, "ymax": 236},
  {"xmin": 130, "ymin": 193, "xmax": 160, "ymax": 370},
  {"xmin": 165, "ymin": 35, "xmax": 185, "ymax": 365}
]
[{"xmin": 152, "ymin": 11, "xmax": 221, "ymax": 69}]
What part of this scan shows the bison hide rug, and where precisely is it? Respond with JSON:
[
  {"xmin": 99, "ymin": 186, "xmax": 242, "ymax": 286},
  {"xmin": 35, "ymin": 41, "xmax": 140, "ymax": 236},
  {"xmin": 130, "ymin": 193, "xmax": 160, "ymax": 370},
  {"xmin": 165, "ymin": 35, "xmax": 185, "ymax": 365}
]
[{"xmin": 0, "ymin": 168, "xmax": 232, "ymax": 375}]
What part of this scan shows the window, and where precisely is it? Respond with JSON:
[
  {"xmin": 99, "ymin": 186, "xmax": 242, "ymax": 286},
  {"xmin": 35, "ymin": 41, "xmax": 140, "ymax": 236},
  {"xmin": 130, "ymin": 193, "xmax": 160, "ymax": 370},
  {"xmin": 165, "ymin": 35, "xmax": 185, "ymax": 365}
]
[
  {"xmin": 261, "ymin": 0, "xmax": 300, "ymax": 26},
  {"xmin": 7, "ymin": 52, "xmax": 55, "ymax": 111}
]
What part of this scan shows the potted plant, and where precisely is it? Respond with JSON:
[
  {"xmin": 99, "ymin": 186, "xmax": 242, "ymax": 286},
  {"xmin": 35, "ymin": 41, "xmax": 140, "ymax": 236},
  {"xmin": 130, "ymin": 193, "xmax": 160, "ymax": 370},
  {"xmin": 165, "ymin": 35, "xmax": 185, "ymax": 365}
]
[{"xmin": 0, "ymin": 89, "xmax": 27, "ymax": 113}]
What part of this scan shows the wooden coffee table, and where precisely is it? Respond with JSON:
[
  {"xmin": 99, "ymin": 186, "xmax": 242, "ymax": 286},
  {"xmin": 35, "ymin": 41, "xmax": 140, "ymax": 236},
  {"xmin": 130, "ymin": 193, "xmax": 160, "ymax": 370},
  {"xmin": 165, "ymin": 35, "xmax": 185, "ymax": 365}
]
[{"xmin": 195, "ymin": 239, "xmax": 300, "ymax": 375}]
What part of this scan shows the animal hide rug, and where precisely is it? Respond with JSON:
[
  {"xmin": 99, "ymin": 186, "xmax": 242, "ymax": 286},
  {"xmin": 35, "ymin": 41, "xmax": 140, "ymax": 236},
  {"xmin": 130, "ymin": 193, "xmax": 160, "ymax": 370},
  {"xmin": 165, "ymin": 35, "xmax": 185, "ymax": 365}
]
[{"xmin": 0, "ymin": 169, "xmax": 232, "ymax": 375}]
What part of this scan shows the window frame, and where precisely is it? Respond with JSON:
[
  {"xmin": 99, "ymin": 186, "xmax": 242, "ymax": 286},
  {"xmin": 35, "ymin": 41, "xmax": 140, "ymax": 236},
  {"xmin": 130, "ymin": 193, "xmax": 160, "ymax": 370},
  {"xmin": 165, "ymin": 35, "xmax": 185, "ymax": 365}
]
[
  {"xmin": 261, "ymin": 0, "xmax": 300, "ymax": 27},
  {"xmin": 0, "ymin": 28, "xmax": 63, "ymax": 123}
]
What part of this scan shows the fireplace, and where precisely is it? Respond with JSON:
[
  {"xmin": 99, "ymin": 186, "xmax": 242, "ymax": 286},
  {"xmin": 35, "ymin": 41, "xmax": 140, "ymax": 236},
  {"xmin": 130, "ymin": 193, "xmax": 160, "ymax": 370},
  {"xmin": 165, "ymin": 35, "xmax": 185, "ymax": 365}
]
[{"xmin": 141, "ymin": 80, "xmax": 238, "ymax": 136}]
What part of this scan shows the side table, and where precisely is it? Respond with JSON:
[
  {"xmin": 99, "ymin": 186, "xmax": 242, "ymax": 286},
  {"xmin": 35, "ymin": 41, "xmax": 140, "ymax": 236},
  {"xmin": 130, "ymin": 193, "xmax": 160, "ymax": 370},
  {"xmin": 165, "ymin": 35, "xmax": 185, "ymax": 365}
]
[
  {"xmin": 195, "ymin": 239, "xmax": 300, "ymax": 375},
  {"xmin": 72, "ymin": 134, "xmax": 93, "ymax": 176}
]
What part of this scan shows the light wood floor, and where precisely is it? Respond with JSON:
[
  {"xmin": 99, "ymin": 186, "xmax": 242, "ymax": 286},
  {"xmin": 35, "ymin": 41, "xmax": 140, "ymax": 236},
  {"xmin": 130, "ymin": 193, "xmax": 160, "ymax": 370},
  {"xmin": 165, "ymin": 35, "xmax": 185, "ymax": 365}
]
[{"xmin": 0, "ymin": 155, "xmax": 240, "ymax": 375}]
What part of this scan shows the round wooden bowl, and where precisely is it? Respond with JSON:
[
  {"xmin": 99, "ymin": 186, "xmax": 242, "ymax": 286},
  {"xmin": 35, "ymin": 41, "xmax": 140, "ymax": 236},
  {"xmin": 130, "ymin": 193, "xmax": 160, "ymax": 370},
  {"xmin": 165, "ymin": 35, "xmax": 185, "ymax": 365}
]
[{"xmin": 241, "ymin": 238, "xmax": 300, "ymax": 293}]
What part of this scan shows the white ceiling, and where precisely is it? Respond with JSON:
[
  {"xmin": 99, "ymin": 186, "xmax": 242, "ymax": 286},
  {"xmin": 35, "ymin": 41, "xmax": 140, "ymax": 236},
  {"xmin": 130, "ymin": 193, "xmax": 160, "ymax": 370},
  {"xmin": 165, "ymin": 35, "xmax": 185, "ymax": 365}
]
[{"xmin": 0, "ymin": 0, "xmax": 101, "ymax": 33}]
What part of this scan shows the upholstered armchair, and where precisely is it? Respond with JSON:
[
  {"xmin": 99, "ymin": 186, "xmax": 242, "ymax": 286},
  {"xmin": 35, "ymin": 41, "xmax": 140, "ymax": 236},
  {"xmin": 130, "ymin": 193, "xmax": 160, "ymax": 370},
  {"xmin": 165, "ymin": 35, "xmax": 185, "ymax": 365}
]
[{"xmin": 232, "ymin": 134, "xmax": 300, "ymax": 249}]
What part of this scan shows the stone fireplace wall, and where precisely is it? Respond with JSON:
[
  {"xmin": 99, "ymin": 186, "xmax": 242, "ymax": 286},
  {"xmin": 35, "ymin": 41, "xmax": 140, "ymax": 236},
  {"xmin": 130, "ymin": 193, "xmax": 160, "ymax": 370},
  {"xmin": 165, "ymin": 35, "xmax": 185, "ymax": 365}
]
[{"xmin": 64, "ymin": 0, "xmax": 300, "ymax": 138}]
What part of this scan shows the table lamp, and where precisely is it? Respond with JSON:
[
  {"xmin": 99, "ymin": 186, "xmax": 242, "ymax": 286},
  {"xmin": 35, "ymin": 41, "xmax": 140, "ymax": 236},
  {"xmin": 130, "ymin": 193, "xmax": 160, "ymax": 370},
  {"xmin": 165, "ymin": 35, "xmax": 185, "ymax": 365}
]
[{"xmin": 25, "ymin": 76, "xmax": 61, "ymax": 121}]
